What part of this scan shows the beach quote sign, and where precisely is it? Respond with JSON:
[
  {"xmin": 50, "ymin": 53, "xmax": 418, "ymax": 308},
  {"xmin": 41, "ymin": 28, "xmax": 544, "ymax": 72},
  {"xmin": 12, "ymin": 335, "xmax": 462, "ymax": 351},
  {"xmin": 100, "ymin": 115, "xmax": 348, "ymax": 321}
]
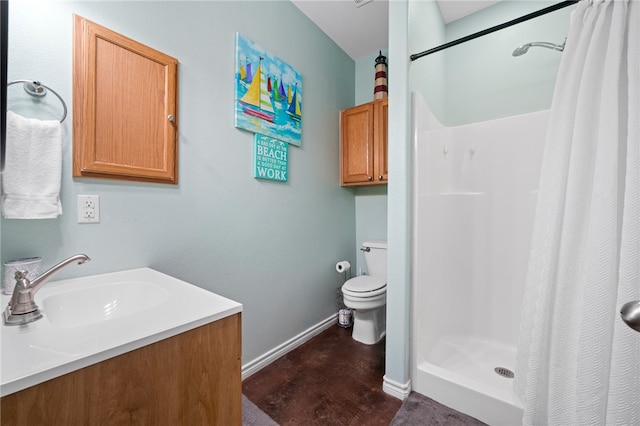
[{"xmin": 254, "ymin": 134, "xmax": 288, "ymax": 182}]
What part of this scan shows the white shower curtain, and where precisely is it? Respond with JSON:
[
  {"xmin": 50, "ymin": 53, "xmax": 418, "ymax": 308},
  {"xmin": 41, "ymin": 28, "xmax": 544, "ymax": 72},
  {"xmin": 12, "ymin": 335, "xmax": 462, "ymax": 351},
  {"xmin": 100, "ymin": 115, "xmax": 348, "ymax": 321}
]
[{"xmin": 514, "ymin": 0, "xmax": 640, "ymax": 425}]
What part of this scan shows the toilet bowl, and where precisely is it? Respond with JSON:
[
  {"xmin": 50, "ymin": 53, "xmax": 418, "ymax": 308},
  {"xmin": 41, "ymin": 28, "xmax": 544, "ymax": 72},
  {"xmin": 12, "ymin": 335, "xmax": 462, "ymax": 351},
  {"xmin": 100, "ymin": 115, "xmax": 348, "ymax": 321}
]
[{"xmin": 341, "ymin": 241, "xmax": 387, "ymax": 345}]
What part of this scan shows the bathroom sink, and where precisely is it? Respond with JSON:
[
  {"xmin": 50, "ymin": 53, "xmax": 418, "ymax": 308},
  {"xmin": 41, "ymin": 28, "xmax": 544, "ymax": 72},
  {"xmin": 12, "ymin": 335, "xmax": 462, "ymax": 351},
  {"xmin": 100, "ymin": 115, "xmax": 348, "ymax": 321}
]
[
  {"xmin": 1, "ymin": 267, "xmax": 242, "ymax": 397},
  {"xmin": 41, "ymin": 281, "xmax": 170, "ymax": 328}
]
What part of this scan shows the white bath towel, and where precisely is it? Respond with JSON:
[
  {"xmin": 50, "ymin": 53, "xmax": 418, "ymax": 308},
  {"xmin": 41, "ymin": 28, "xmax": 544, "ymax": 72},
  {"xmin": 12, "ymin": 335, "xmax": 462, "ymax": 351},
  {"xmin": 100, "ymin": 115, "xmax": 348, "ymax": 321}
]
[{"xmin": 1, "ymin": 111, "xmax": 63, "ymax": 219}]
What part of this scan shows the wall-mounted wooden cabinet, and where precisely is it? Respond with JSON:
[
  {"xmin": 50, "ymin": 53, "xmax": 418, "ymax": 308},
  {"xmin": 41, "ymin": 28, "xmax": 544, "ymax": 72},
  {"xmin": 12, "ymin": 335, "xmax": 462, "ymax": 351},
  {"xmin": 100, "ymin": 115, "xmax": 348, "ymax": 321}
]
[
  {"xmin": 340, "ymin": 98, "xmax": 388, "ymax": 186},
  {"xmin": 73, "ymin": 15, "xmax": 178, "ymax": 184}
]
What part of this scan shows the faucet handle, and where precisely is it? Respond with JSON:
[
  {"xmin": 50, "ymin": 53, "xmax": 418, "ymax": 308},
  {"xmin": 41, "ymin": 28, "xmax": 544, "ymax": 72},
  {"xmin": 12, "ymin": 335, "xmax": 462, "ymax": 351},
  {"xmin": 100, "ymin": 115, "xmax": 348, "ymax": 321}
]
[
  {"xmin": 13, "ymin": 270, "xmax": 32, "ymax": 291},
  {"xmin": 14, "ymin": 269, "xmax": 33, "ymax": 291},
  {"xmin": 6, "ymin": 269, "xmax": 38, "ymax": 317},
  {"xmin": 14, "ymin": 270, "xmax": 32, "ymax": 286},
  {"xmin": 14, "ymin": 270, "xmax": 28, "ymax": 281}
]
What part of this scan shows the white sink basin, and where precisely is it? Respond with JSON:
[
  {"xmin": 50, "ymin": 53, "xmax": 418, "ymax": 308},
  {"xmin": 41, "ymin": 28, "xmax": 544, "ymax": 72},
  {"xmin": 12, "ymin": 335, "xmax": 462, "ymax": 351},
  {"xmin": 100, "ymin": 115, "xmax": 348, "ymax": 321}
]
[
  {"xmin": 1, "ymin": 268, "xmax": 242, "ymax": 397},
  {"xmin": 42, "ymin": 281, "xmax": 170, "ymax": 328}
]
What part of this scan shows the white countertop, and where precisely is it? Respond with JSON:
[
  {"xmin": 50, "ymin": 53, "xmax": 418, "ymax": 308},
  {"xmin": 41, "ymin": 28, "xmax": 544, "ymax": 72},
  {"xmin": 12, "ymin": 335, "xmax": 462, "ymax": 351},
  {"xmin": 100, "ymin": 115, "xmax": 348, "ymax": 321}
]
[{"xmin": 1, "ymin": 268, "xmax": 242, "ymax": 397}]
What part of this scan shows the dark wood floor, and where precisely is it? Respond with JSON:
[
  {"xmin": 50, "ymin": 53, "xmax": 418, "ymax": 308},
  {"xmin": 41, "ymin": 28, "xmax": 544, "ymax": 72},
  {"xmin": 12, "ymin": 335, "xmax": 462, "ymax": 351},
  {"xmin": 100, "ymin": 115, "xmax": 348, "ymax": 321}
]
[{"xmin": 242, "ymin": 324, "xmax": 402, "ymax": 425}]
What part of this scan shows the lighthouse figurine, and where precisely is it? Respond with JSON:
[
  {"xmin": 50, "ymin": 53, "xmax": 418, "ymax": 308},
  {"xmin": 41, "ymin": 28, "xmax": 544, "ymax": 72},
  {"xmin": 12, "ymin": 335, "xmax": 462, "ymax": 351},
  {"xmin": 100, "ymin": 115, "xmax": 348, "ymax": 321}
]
[{"xmin": 374, "ymin": 50, "xmax": 388, "ymax": 100}]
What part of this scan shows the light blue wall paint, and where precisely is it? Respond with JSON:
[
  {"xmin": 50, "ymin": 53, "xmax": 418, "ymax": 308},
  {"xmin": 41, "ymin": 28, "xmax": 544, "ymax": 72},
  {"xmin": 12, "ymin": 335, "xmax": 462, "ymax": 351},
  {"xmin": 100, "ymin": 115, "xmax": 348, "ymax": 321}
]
[
  {"xmin": 385, "ymin": 0, "xmax": 412, "ymax": 393},
  {"xmin": 444, "ymin": 1, "xmax": 574, "ymax": 125},
  {"xmin": 408, "ymin": 0, "xmax": 575, "ymax": 127},
  {"xmin": 353, "ymin": 50, "xmax": 389, "ymax": 274},
  {"xmin": 354, "ymin": 186, "xmax": 387, "ymax": 274},
  {"xmin": 382, "ymin": 0, "xmax": 446, "ymax": 395},
  {"xmin": 2, "ymin": 0, "xmax": 356, "ymax": 364},
  {"xmin": 408, "ymin": 0, "xmax": 446, "ymax": 122}
]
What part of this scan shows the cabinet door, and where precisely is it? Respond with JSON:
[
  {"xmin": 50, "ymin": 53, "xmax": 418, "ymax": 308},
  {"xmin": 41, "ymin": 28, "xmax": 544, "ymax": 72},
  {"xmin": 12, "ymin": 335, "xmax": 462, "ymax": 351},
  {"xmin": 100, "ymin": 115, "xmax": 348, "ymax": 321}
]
[
  {"xmin": 0, "ymin": 314, "xmax": 242, "ymax": 426},
  {"xmin": 73, "ymin": 15, "xmax": 178, "ymax": 184},
  {"xmin": 374, "ymin": 98, "xmax": 388, "ymax": 182},
  {"xmin": 340, "ymin": 103, "xmax": 374, "ymax": 185}
]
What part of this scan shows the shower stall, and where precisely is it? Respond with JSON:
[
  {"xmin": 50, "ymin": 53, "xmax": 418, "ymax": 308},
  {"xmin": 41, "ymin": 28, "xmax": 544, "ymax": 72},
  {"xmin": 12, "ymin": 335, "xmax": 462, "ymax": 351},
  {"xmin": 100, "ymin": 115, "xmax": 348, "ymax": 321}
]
[
  {"xmin": 411, "ymin": 94, "xmax": 547, "ymax": 425},
  {"xmin": 406, "ymin": 0, "xmax": 640, "ymax": 424},
  {"xmin": 406, "ymin": 2, "xmax": 578, "ymax": 424}
]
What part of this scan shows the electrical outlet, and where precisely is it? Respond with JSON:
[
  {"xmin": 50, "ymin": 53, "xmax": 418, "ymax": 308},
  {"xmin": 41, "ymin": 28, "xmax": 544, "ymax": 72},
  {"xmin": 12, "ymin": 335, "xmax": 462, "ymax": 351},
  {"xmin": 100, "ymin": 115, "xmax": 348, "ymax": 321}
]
[{"xmin": 77, "ymin": 195, "xmax": 100, "ymax": 224}]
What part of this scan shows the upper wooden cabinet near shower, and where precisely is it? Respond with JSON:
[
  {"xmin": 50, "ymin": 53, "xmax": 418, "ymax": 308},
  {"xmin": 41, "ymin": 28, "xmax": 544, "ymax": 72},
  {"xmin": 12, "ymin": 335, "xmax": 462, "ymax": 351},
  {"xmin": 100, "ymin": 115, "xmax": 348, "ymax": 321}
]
[
  {"xmin": 73, "ymin": 15, "xmax": 179, "ymax": 184},
  {"xmin": 340, "ymin": 98, "xmax": 388, "ymax": 186}
]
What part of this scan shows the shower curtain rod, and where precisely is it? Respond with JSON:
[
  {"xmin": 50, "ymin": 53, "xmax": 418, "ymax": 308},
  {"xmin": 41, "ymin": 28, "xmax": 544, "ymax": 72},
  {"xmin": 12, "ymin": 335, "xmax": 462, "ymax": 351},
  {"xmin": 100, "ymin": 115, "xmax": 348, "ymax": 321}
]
[{"xmin": 410, "ymin": 0, "xmax": 579, "ymax": 61}]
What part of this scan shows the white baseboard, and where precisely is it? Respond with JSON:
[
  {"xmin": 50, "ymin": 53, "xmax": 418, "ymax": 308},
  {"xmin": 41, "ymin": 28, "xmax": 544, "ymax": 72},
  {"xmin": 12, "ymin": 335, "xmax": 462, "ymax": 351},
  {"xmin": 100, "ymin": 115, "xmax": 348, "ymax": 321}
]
[
  {"xmin": 383, "ymin": 375, "xmax": 412, "ymax": 400},
  {"xmin": 242, "ymin": 314, "xmax": 337, "ymax": 380}
]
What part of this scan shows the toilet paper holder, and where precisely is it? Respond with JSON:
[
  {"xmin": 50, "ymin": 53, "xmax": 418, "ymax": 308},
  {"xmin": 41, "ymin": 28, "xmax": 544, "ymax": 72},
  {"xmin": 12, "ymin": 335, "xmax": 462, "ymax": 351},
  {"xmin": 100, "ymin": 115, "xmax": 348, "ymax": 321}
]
[
  {"xmin": 335, "ymin": 260, "xmax": 351, "ymax": 274},
  {"xmin": 335, "ymin": 261, "xmax": 353, "ymax": 328}
]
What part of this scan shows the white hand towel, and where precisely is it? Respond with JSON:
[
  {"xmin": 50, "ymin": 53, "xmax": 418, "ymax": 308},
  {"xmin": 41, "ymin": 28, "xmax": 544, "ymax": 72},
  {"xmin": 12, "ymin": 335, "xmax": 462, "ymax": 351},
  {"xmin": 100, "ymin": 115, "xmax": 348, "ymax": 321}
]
[{"xmin": 1, "ymin": 111, "xmax": 63, "ymax": 219}]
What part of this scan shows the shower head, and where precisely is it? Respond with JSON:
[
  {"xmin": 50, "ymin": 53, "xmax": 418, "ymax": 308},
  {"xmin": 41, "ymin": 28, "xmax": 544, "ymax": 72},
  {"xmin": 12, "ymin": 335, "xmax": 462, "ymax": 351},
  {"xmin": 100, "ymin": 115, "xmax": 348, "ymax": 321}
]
[
  {"xmin": 512, "ymin": 39, "xmax": 566, "ymax": 57},
  {"xmin": 512, "ymin": 45, "xmax": 531, "ymax": 57}
]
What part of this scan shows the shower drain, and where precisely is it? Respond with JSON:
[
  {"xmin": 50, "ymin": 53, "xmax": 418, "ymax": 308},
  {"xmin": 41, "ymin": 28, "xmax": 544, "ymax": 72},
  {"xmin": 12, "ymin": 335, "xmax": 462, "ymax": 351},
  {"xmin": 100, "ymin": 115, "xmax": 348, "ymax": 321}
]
[{"xmin": 494, "ymin": 367, "xmax": 515, "ymax": 378}]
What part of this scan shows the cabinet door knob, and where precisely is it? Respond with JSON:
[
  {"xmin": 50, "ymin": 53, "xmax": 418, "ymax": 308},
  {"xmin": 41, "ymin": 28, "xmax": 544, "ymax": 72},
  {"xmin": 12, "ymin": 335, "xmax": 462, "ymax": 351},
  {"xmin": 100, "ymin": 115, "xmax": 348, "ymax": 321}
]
[
  {"xmin": 168, "ymin": 114, "xmax": 175, "ymax": 123},
  {"xmin": 368, "ymin": 176, "xmax": 373, "ymax": 181},
  {"xmin": 378, "ymin": 175, "xmax": 383, "ymax": 180}
]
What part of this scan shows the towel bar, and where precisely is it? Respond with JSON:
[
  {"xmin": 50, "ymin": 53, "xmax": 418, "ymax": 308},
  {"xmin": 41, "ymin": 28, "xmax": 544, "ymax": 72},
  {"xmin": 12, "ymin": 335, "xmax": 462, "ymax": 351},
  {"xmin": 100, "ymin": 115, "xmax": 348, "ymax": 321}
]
[{"xmin": 7, "ymin": 80, "xmax": 67, "ymax": 123}]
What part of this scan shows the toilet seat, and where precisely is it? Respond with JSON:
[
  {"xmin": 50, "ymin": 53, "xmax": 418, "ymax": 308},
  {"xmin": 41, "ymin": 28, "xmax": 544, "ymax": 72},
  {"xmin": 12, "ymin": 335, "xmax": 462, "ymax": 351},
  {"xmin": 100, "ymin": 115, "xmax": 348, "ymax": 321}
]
[{"xmin": 342, "ymin": 276, "xmax": 387, "ymax": 298}]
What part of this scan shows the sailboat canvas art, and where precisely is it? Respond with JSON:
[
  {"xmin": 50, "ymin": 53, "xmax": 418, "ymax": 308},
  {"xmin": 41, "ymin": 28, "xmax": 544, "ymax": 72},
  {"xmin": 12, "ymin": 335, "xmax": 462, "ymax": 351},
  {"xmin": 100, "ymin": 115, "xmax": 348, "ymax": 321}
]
[{"xmin": 235, "ymin": 33, "xmax": 303, "ymax": 146}]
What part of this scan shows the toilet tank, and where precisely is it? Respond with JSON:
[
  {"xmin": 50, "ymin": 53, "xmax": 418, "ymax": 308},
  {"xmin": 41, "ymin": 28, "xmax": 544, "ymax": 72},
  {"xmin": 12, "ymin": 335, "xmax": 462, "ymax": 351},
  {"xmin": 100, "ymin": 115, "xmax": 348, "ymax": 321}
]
[{"xmin": 363, "ymin": 241, "xmax": 387, "ymax": 279}]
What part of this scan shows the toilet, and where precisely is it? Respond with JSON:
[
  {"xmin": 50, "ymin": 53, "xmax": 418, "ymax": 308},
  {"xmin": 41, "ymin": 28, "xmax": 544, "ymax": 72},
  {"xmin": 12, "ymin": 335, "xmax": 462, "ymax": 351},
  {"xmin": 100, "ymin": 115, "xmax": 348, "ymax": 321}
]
[{"xmin": 341, "ymin": 241, "xmax": 387, "ymax": 345}]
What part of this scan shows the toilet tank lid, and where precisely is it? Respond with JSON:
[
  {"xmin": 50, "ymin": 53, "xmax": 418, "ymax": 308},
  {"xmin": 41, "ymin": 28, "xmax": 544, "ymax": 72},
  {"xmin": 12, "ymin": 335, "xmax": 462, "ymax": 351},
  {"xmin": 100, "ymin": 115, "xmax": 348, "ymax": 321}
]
[{"xmin": 363, "ymin": 240, "xmax": 387, "ymax": 249}]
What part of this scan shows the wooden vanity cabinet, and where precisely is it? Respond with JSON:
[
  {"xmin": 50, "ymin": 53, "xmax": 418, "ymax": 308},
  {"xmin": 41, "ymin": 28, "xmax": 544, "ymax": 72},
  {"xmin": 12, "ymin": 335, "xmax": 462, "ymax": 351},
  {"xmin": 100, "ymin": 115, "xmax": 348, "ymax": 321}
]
[
  {"xmin": 0, "ymin": 313, "xmax": 242, "ymax": 426},
  {"xmin": 340, "ymin": 98, "xmax": 388, "ymax": 186}
]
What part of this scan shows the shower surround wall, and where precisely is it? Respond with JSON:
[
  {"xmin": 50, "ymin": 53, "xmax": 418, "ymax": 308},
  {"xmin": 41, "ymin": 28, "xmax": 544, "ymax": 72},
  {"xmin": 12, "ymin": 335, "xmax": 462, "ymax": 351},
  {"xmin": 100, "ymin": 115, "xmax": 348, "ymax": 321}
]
[{"xmin": 411, "ymin": 93, "xmax": 548, "ymax": 425}]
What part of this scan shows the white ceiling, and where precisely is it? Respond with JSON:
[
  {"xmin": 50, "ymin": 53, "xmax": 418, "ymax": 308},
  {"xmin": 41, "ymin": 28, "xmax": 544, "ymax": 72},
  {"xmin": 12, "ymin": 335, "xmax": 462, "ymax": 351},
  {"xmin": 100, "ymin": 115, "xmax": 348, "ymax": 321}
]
[
  {"xmin": 437, "ymin": 1, "xmax": 499, "ymax": 24},
  {"xmin": 291, "ymin": 0, "xmax": 499, "ymax": 60},
  {"xmin": 291, "ymin": 0, "xmax": 390, "ymax": 60}
]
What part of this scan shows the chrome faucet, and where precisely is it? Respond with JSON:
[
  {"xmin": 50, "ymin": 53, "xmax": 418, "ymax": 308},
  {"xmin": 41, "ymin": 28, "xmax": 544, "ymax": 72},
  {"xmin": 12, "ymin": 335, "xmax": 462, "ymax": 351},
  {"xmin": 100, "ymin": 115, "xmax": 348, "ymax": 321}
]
[{"xmin": 4, "ymin": 254, "xmax": 90, "ymax": 325}]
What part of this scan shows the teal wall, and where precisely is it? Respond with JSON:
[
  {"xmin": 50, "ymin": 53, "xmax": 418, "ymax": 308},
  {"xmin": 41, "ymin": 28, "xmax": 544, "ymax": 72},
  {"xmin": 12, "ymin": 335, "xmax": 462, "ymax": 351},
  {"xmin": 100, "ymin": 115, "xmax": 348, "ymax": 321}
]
[
  {"xmin": 409, "ymin": 0, "xmax": 575, "ymax": 127},
  {"xmin": 444, "ymin": 1, "xmax": 574, "ymax": 125},
  {"xmin": 3, "ymin": 1, "xmax": 356, "ymax": 364},
  {"xmin": 353, "ymin": 49, "xmax": 388, "ymax": 275},
  {"xmin": 385, "ymin": 0, "xmax": 412, "ymax": 395},
  {"xmin": 408, "ymin": 0, "xmax": 446, "ymax": 121}
]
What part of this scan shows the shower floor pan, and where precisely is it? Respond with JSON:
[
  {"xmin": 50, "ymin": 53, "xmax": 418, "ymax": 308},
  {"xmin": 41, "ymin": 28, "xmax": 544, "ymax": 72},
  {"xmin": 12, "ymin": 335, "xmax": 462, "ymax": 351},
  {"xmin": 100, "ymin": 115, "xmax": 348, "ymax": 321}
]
[{"xmin": 414, "ymin": 335, "xmax": 523, "ymax": 426}]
